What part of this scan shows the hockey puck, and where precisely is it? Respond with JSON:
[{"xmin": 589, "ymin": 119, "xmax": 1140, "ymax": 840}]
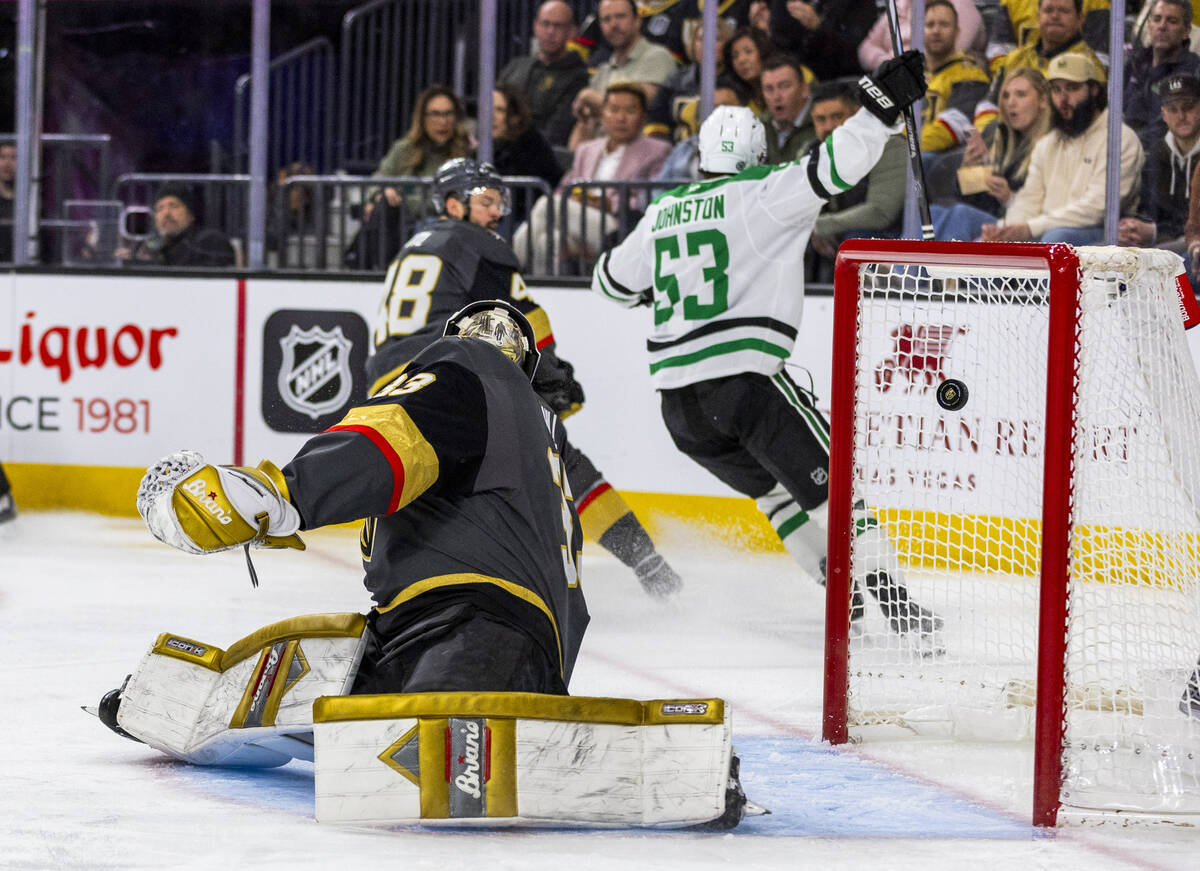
[{"xmin": 936, "ymin": 379, "xmax": 968, "ymax": 411}]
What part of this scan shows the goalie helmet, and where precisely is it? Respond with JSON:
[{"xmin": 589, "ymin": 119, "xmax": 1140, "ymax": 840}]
[
  {"xmin": 431, "ymin": 157, "xmax": 511, "ymax": 217},
  {"xmin": 698, "ymin": 106, "xmax": 767, "ymax": 175},
  {"xmin": 444, "ymin": 298, "xmax": 540, "ymax": 381}
]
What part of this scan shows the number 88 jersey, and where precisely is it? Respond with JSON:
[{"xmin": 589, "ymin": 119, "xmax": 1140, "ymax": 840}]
[
  {"xmin": 591, "ymin": 109, "xmax": 894, "ymax": 390},
  {"xmin": 366, "ymin": 219, "xmax": 546, "ymax": 394}
]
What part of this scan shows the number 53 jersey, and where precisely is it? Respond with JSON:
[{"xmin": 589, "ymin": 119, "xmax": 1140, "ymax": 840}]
[{"xmin": 591, "ymin": 109, "xmax": 895, "ymax": 390}]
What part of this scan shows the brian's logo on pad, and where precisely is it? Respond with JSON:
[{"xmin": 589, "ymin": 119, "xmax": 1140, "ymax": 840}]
[
  {"xmin": 262, "ymin": 309, "xmax": 368, "ymax": 433},
  {"xmin": 875, "ymin": 324, "xmax": 968, "ymax": 393},
  {"xmin": 447, "ymin": 717, "xmax": 491, "ymax": 817}
]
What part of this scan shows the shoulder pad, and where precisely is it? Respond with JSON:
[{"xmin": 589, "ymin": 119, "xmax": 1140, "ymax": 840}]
[{"xmin": 460, "ymin": 222, "xmax": 521, "ymax": 270}]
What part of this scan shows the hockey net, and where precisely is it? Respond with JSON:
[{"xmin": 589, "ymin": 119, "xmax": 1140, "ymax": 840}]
[{"xmin": 823, "ymin": 241, "xmax": 1200, "ymax": 826}]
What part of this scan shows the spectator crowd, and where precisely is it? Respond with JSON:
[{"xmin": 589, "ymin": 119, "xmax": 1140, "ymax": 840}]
[{"xmin": 14, "ymin": 0, "xmax": 1200, "ymax": 281}]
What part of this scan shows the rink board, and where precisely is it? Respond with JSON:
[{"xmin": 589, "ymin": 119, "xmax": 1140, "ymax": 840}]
[{"xmin": 6, "ymin": 272, "xmax": 1200, "ymax": 557}]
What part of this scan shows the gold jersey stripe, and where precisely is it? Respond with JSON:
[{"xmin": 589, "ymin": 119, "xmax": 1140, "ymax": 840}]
[
  {"xmin": 328, "ymin": 404, "xmax": 440, "ymax": 514},
  {"xmin": 375, "ymin": 573, "xmax": 563, "ymax": 677},
  {"xmin": 523, "ymin": 306, "xmax": 554, "ymax": 349}
]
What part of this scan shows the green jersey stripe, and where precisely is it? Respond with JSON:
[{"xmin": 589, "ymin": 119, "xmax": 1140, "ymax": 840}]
[
  {"xmin": 825, "ymin": 137, "xmax": 851, "ymax": 191},
  {"xmin": 776, "ymin": 507, "xmax": 811, "ymax": 540},
  {"xmin": 648, "ymin": 337, "xmax": 791, "ymax": 373}
]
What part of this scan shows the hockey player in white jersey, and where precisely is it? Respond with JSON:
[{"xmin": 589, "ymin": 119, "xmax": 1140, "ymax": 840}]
[{"xmin": 592, "ymin": 50, "xmax": 941, "ymax": 641}]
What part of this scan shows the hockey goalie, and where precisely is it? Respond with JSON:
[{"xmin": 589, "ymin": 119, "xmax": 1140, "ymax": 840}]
[{"xmin": 89, "ymin": 300, "xmax": 756, "ymax": 830}]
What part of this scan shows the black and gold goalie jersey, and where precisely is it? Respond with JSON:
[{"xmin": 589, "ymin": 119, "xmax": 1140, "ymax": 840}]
[
  {"xmin": 367, "ymin": 219, "xmax": 582, "ymax": 415},
  {"xmin": 283, "ymin": 336, "xmax": 590, "ymax": 687}
]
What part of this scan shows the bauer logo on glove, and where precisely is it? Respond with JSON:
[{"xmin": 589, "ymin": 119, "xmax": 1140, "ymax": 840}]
[{"xmin": 138, "ymin": 450, "xmax": 305, "ymax": 555}]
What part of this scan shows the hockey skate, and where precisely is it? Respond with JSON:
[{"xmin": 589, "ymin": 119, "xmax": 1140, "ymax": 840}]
[
  {"xmin": 864, "ymin": 571, "xmax": 944, "ymax": 656},
  {"xmin": 1181, "ymin": 667, "xmax": 1200, "ymax": 718},
  {"xmin": 699, "ymin": 751, "xmax": 769, "ymax": 830},
  {"xmin": 634, "ymin": 553, "xmax": 683, "ymax": 598},
  {"xmin": 0, "ymin": 492, "xmax": 15, "ymax": 525},
  {"xmin": 83, "ymin": 675, "xmax": 142, "ymax": 743}
]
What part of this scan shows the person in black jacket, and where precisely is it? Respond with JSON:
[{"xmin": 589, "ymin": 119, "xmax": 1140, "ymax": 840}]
[
  {"xmin": 497, "ymin": 0, "xmax": 590, "ymax": 147},
  {"xmin": 118, "ymin": 181, "xmax": 236, "ymax": 268},
  {"xmin": 768, "ymin": 0, "xmax": 877, "ymax": 81},
  {"xmin": 492, "ymin": 84, "xmax": 564, "ymax": 225}
]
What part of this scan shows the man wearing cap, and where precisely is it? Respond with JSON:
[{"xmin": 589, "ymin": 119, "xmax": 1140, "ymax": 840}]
[
  {"xmin": 981, "ymin": 52, "xmax": 1143, "ymax": 244},
  {"xmin": 118, "ymin": 182, "xmax": 236, "ymax": 268},
  {"xmin": 1120, "ymin": 72, "xmax": 1200, "ymax": 252},
  {"xmin": 1124, "ymin": 0, "xmax": 1200, "ymax": 153}
]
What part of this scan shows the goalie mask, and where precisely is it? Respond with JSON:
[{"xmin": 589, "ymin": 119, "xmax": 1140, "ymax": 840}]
[
  {"xmin": 444, "ymin": 299, "xmax": 540, "ymax": 381},
  {"xmin": 432, "ymin": 157, "xmax": 511, "ymax": 218},
  {"xmin": 698, "ymin": 106, "xmax": 767, "ymax": 175}
]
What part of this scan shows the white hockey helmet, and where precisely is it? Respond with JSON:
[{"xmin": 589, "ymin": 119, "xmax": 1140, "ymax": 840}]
[{"xmin": 698, "ymin": 105, "xmax": 767, "ymax": 175}]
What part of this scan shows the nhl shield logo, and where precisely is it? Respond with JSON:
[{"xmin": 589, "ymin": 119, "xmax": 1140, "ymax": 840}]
[{"xmin": 277, "ymin": 324, "xmax": 354, "ymax": 419}]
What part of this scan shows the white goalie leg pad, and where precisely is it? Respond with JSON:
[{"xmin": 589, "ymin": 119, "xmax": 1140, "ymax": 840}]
[
  {"xmin": 117, "ymin": 613, "xmax": 367, "ymax": 767},
  {"xmin": 314, "ymin": 693, "xmax": 733, "ymax": 828},
  {"xmin": 757, "ymin": 484, "xmax": 828, "ymax": 580}
]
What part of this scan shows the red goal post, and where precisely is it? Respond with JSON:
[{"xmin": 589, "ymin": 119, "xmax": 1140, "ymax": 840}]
[{"xmin": 823, "ymin": 240, "xmax": 1200, "ymax": 827}]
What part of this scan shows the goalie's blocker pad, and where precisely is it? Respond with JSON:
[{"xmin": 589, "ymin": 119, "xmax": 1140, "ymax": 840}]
[
  {"xmin": 116, "ymin": 613, "xmax": 367, "ymax": 766},
  {"xmin": 313, "ymin": 692, "xmax": 735, "ymax": 828}
]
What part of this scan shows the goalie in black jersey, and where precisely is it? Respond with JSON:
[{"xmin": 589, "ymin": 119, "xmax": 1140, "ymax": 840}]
[
  {"xmin": 129, "ymin": 299, "xmax": 589, "ymax": 696},
  {"xmin": 367, "ymin": 157, "xmax": 681, "ymax": 598},
  {"xmin": 93, "ymin": 302, "xmax": 753, "ymax": 829}
]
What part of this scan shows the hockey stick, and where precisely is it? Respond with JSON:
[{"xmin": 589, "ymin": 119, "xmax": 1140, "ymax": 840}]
[{"xmin": 882, "ymin": 0, "xmax": 935, "ymax": 240}]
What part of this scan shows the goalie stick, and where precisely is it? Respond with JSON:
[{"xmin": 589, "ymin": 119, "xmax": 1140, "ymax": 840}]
[{"xmin": 883, "ymin": 0, "xmax": 935, "ymax": 240}]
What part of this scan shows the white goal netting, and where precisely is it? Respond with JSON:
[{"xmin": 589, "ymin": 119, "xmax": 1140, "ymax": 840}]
[{"xmin": 840, "ymin": 246, "xmax": 1200, "ymax": 818}]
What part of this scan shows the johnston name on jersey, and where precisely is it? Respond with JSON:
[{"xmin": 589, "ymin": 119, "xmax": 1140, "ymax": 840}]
[
  {"xmin": 283, "ymin": 336, "xmax": 590, "ymax": 686},
  {"xmin": 591, "ymin": 109, "xmax": 897, "ymax": 389}
]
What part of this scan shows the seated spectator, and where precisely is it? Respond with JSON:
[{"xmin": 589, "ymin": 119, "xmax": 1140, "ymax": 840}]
[
  {"xmin": 513, "ymin": 83, "xmax": 671, "ymax": 274},
  {"xmin": 1124, "ymin": 0, "xmax": 1200, "ymax": 153},
  {"xmin": 858, "ymin": 0, "xmax": 985, "ymax": 72},
  {"xmin": 351, "ymin": 85, "xmax": 473, "ymax": 270},
  {"xmin": 497, "ymin": 0, "xmax": 589, "ymax": 147},
  {"xmin": 993, "ymin": 0, "xmax": 1111, "ymax": 66},
  {"xmin": 724, "ymin": 26, "xmax": 775, "ymax": 116},
  {"xmin": 117, "ymin": 182, "xmax": 236, "ymax": 268},
  {"xmin": 761, "ymin": 54, "xmax": 816, "ymax": 164},
  {"xmin": 807, "ymin": 82, "xmax": 906, "ymax": 276},
  {"xmin": 568, "ymin": 0, "xmax": 678, "ymax": 149},
  {"xmin": 1120, "ymin": 73, "xmax": 1200, "ymax": 254},
  {"xmin": 988, "ymin": 0, "xmax": 1106, "ymax": 103},
  {"xmin": 981, "ymin": 53, "xmax": 1143, "ymax": 245},
  {"xmin": 0, "ymin": 141, "xmax": 13, "ymax": 262},
  {"xmin": 647, "ymin": 17, "xmax": 734, "ymax": 141},
  {"xmin": 492, "ymin": 84, "xmax": 565, "ymax": 225},
  {"xmin": 921, "ymin": 0, "xmax": 993, "ymax": 153},
  {"xmin": 654, "ymin": 80, "xmax": 748, "ymax": 182},
  {"xmin": 266, "ymin": 161, "xmax": 315, "ymax": 257},
  {"xmin": 932, "ymin": 67, "xmax": 1052, "ymax": 240},
  {"xmin": 769, "ymin": 0, "xmax": 877, "ymax": 81}
]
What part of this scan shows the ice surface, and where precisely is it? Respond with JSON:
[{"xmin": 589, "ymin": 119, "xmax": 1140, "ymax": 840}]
[{"xmin": 2, "ymin": 512, "xmax": 1198, "ymax": 869}]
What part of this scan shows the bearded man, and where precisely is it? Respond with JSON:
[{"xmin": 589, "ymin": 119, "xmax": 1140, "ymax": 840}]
[{"xmin": 981, "ymin": 52, "xmax": 1144, "ymax": 244}]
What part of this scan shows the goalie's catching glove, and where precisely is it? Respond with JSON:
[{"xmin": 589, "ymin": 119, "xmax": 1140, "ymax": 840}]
[
  {"xmin": 534, "ymin": 358, "xmax": 586, "ymax": 419},
  {"xmin": 137, "ymin": 450, "xmax": 305, "ymax": 555},
  {"xmin": 858, "ymin": 49, "xmax": 926, "ymax": 127}
]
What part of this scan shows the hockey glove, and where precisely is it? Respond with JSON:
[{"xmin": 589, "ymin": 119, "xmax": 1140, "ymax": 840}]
[
  {"xmin": 534, "ymin": 358, "xmax": 586, "ymax": 419},
  {"xmin": 858, "ymin": 49, "xmax": 927, "ymax": 127},
  {"xmin": 137, "ymin": 450, "xmax": 305, "ymax": 555}
]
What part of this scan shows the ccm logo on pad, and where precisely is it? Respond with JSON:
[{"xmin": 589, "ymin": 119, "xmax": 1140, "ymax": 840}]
[{"xmin": 661, "ymin": 702, "xmax": 709, "ymax": 715}]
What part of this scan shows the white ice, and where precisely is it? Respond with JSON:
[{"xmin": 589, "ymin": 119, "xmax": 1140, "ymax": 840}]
[{"xmin": 3, "ymin": 512, "xmax": 1199, "ymax": 870}]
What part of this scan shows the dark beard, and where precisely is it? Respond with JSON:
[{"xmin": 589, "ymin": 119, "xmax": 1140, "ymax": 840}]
[{"xmin": 1051, "ymin": 95, "xmax": 1099, "ymax": 137}]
